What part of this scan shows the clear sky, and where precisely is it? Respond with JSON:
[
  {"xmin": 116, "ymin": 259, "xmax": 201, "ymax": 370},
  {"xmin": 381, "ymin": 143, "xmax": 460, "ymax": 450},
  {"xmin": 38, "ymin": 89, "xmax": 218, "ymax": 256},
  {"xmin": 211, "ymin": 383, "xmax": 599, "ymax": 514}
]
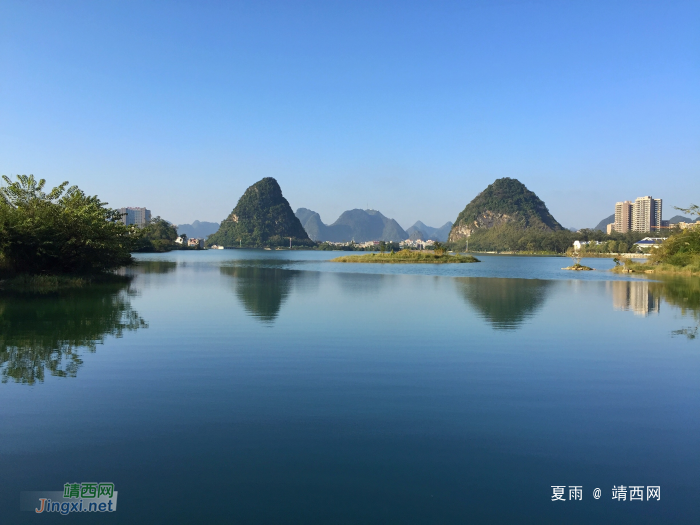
[{"xmin": 1, "ymin": 0, "xmax": 698, "ymax": 229}]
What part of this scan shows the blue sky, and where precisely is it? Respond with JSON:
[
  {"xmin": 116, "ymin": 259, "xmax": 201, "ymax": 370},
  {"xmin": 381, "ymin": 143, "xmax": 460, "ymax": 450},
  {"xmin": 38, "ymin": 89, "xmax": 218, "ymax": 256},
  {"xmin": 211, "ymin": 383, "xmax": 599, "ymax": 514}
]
[{"xmin": 1, "ymin": 0, "xmax": 698, "ymax": 229}]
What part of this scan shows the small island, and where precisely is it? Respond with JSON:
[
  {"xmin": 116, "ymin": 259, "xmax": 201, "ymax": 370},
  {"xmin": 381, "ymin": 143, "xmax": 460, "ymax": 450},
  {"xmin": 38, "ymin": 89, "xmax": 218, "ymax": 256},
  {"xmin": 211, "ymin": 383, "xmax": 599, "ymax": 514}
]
[
  {"xmin": 562, "ymin": 263, "xmax": 593, "ymax": 271},
  {"xmin": 331, "ymin": 249, "xmax": 479, "ymax": 264}
]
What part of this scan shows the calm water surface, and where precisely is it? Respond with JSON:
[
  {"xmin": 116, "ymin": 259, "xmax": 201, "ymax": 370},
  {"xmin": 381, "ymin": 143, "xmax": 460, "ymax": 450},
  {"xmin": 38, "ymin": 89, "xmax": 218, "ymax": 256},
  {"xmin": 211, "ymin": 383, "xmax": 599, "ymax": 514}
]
[{"xmin": 1, "ymin": 251, "xmax": 699, "ymax": 524}]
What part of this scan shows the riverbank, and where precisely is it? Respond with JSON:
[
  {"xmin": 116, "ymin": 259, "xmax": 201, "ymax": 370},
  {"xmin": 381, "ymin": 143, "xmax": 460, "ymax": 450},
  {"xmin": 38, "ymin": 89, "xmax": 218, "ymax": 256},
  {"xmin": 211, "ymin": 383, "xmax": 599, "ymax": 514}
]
[
  {"xmin": 612, "ymin": 259, "xmax": 700, "ymax": 276},
  {"xmin": 573, "ymin": 252, "xmax": 649, "ymax": 259},
  {"xmin": 331, "ymin": 251, "xmax": 480, "ymax": 264}
]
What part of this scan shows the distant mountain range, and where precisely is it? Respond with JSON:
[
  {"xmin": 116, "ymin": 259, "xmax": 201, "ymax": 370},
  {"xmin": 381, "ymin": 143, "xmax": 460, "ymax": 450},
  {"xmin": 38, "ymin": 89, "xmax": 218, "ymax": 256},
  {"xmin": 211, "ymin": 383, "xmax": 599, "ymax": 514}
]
[
  {"xmin": 670, "ymin": 215, "xmax": 693, "ymax": 224},
  {"xmin": 592, "ymin": 214, "xmax": 693, "ymax": 231},
  {"xmin": 177, "ymin": 220, "xmax": 220, "ymax": 238},
  {"xmin": 405, "ymin": 221, "xmax": 453, "ymax": 242},
  {"xmin": 295, "ymin": 208, "xmax": 408, "ymax": 242},
  {"xmin": 449, "ymin": 178, "xmax": 563, "ymax": 241}
]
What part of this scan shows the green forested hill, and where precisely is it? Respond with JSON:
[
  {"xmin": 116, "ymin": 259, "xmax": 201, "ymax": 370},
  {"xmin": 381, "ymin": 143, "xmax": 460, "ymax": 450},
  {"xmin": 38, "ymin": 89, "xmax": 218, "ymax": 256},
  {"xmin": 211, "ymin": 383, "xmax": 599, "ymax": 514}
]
[
  {"xmin": 207, "ymin": 178, "xmax": 313, "ymax": 248},
  {"xmin": 449, "ymin": 178, "xmax": 563, "ymax": 242}
]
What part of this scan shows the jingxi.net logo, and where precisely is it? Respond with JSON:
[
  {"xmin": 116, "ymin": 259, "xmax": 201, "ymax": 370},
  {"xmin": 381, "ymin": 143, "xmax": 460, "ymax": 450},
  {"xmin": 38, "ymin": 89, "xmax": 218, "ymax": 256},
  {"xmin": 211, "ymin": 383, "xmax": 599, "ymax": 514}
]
[{"xmin": 21, "ymin": 482, "xmax": 118, "ymax": 515}]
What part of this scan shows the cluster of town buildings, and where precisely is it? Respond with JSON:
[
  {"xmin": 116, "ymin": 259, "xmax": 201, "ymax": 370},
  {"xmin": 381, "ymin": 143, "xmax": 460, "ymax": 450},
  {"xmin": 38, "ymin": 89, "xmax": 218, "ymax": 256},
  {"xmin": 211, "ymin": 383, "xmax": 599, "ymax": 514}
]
[
  {"xmin": 175, "ymin": 236, "xmax": 204, "ymax": 248},
  {"xmin": 322, "ymin": 239, "xmax": 437, "ymax": 249},
  {"xmin": 119, "ymin": 206, "xmax": 205, "ymax": 248},
  {"xmin": 573, "ymin": 237, "xmax": 666, "ymax": 252}
]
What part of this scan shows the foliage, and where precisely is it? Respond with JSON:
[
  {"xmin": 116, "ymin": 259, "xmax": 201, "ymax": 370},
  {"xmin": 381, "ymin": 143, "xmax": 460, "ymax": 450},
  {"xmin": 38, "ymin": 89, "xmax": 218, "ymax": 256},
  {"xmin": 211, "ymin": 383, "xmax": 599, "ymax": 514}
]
[
  {"xmin": 433, "ymin": 242, "xmax": 447, "ymax": 255},
  {"xmin": 207, "ymin": 178, "xmax": 314, "ymax": 248},
  {"xmin": 674, "ymin": 204, "xmax": 700, "ymax": 218},
  {"xmin": 0, "ymin": 175, "xmax": 136, "ymax": 274},
  {"xmin": 651, "ymin": 204, "xmax": 700, "ymax": 267},
  {"xmin": 650, "ymin": 227, "xmax": 700, "ymax": 267},
  {"xmin": 449, "ymin": 223, "xmax": 654, "ymax": 254},
  {"xmin": 617, "ymin": 204, "xmax": 700, "ymax": 274},
  {"xmin": 134, "ymin": 216, "xmax": 179, "ymax": 252},
  {"xmin": 331, "ymin": 250, "xmax": 479, "ymax": 264}
]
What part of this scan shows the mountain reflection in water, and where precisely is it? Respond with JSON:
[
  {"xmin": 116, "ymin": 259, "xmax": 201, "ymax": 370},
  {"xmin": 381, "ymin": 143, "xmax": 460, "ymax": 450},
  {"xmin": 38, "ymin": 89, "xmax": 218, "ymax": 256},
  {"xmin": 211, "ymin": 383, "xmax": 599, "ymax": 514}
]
[
  {"xmin": 220, "ymin": 265, "xmax": 301, "ymax": 322},
  {"xmin": 456, "ymin": 277, "xmax": 552, "ymax": 330},
  {"xmin": 0, "ymin": 281, "xmax": 147, "ymax": 384}
]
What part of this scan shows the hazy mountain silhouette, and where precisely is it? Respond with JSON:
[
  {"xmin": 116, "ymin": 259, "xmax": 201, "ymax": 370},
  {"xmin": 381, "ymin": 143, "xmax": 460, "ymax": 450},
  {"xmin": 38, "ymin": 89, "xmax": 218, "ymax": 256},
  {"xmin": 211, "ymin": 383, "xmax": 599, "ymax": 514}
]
[
  {"xmin": 406, "ymin": 221, "xmax": 453, "ymax": 242},
  {"xmin": 669, "ymin": 215, "xmax": 693, "ymax": 224},
  {"xmin": 177, "ymin": 220, "xmax": 220, "ymax": 238},
  {"xmin": 593, "ymin": 214, "xmax": 615, "ymax": 232},
  {"xmin": 295, "ymin": 208, "xmax": 408, "ymax": 242}
]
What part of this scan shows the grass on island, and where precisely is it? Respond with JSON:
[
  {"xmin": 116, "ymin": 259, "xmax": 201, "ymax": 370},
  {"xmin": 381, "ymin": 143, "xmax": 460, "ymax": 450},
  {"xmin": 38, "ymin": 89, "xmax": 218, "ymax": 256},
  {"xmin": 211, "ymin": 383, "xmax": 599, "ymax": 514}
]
[
  {"xmin": 331, "ymin": 249, "xmax": 480, "ymax": 264},
  {"xmin": 611, "ymin": 256, "xmax": 700, "ymax": 276}
]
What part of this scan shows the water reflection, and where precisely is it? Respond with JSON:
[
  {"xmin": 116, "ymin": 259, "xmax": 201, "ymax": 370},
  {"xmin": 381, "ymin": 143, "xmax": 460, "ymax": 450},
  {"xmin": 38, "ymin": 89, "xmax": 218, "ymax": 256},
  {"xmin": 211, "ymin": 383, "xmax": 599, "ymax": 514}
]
[
  {"xmin": 221, "ymin": 266, "xmax": 300, "ymax": 322},
  {"xmin": 651, "ymin": 277, "xmax": 700, "ymax": 339},
  {"xmin": 456, "ymin": 277, "xmax": 552, "ymax": 330},
  {"xmin": 129, "ymin": 260, "xmax": 178, "ymax": 274},
  {"xmin": 607, "ymin": 278, "xmax": 700, "ymax": 338},
  {"xmin": 0, "ymin": 282, "xmax": 147, "ymax": 385},
  {"xmin": 608, "ymin": 280, "xmax": 660, "ymax": 317}
]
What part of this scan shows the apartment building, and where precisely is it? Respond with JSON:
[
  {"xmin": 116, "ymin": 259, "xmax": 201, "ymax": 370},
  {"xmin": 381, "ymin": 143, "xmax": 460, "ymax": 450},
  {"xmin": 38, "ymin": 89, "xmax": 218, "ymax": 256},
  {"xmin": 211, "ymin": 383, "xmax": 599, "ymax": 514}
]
[
  {"xmin": 119, "ymin": 207, "xmax": 151, "ymax": 228},
  {"xmin": 611, "ymin": 196, "xmax": 662, "ymax": 233},
  {"xmin": 614, "ymin": 201, "xmax": 633, "ymax": 233},
  {"xmin": 632, "ymin": 196, "xmax": 662, "ymax": 233}
]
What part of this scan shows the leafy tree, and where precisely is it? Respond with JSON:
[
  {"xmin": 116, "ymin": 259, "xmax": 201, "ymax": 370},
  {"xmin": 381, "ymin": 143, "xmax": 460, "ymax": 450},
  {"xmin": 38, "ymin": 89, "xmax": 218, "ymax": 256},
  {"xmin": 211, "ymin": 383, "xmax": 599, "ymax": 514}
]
[
  {"xmin": 646, "ymin": 204, "xmax": 700, "ymax": 267},
  {"xmin": 674, "ymin": 204, "xmax": 700, "ymax": 218},
  {"xmin": 135, "ymin": 216, "xmax": 179, "ymax": 252},
  {"xmin": 0, "ymin": 175, "xmax": 136, "ymax": 274},
  {"xmin": 433, "ymin": 242, "xmax": 447, "ymax": 255}
]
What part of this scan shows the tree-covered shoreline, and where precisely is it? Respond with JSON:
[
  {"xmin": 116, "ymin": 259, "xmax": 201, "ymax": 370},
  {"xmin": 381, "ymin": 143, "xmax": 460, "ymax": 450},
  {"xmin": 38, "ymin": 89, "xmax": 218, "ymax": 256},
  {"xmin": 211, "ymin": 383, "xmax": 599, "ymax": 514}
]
[
  {"xmin": 612, "ymin": 205, "xmax": 700, "ymax": 275},
  {"xmin": 446, "ymin": 223, "xmax": 665, "ymax": 255},
  {"xmin": 0, "ymin": 175, "xmax": 137, "ymax": 278}
]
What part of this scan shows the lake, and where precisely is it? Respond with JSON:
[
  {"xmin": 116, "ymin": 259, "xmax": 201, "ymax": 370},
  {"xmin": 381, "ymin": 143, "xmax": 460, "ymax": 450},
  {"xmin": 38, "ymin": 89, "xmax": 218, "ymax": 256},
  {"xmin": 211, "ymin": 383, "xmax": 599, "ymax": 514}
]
[{"xmin": 1, "ymin": 250, "xmax": 698, "ymax": 524}]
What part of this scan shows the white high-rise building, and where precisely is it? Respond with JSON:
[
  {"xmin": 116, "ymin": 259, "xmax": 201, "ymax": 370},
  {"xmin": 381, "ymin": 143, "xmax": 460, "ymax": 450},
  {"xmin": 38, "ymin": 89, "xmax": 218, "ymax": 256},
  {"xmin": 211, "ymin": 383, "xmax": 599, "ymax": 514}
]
[
  {"xmin": 632, "ymin": 196, "xmax": 662, "ymax": 233},
  {"xmin": 119, "ymin": 207, "xmax": 151, "ymax": 228}
]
